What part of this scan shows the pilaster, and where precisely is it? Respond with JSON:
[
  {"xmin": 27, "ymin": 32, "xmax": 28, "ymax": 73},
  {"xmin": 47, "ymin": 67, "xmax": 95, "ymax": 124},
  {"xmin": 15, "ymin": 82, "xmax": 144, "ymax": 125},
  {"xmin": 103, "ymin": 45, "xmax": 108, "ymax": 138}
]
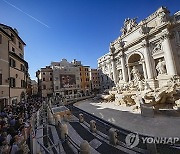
[
  {"xmin": 161, "ymin": 29, "xmax": 177, "ymax": 75},
  {"xmin": 141, "ymin": 40, "xmax": 154, "ymax": 79},
  {"xmin": 110, "ymin": 56, "xmax": 117, "ymax": 84},
  {"xmin": 119, "ymin": 51, "xmax": 128, "ymax": 82}
]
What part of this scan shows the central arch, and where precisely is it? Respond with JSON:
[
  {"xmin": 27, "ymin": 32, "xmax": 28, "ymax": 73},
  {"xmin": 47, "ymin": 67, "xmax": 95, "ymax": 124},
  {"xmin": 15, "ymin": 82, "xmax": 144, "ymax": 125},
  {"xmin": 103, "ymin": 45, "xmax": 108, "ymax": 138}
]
[{"xmin": 127, "ymin": 52, "xmax": 144, "ymax": 81}]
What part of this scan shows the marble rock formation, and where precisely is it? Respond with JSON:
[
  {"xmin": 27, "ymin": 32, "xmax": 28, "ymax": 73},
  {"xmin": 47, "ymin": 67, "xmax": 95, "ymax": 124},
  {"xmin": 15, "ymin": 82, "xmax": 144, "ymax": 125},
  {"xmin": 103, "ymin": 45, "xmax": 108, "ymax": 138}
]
[{"xmin": 143, "ymin": 77, "xmax": 180, "ymax": 109}]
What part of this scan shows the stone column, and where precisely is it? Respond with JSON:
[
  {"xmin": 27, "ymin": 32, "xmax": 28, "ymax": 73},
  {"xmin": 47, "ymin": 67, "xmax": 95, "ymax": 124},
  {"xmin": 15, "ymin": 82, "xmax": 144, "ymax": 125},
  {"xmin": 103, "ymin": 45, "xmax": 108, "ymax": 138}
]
[
  {"xmin": 127, "ymin": 65, "xmax": 131, "ymax": 81},
  {"xmin": 142, "ymin": 60, "xmax": 148, "ymax": 80},
  {"xmin": 107, "ymin": 62, "xmax": 111, "ymax": 78},
  {"xmin": 142, "ymin": 41, "xmax": 154, "ymax": 79},
  {"xmin": 161, "ymin": 29, "xmax": 177, "ymax": 75},
  {"xmin": 111, "ymin": 57, "xmax": 117, "ymax": 84},
  {"xmin": 120, "ymin": 52, "xmax": 128, "ymax": 82}
]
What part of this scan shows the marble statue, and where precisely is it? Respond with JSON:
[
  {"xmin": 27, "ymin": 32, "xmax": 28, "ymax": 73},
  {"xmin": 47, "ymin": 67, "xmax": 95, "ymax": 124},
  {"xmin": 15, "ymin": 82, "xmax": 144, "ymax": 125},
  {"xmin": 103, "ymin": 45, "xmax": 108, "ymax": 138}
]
[
  {"xmin": 138, "ymin": 80, "xmax": 144, "ymax": 91},
  {"xmin": 158, "ymin": 7, "xmax": 169, "ymax": 23},
  {"xmin": 110, "ymin": 42, "xmax": 115, "ymax": 52},
  {"xmin": 121, "ymin": 18, "xmax": 137, "ymax": 35},
  {"xmin": 104, "ymin": 65, "xmax": 108, "ymax": 72},
  {"xmin": 152, "ymin": 42, "xmax": 162, "ymax": 54},
  {"xmin": 144, "ymin": 81, "xmax": 151, "ymax": 91},
  {"xmin": 156, "ymin": 59, "xmax": 167, "ymax": 75},
  {"xmin": 119, "ymin": 70, "xmax": 123, "ymax": 81},
  {"xmin": 131, "ymin": 66, "xmax": 141, "ymax": 85},
  {"xmin": 117, "ymin": 39, "xmax": 125, "ymax": 48}
]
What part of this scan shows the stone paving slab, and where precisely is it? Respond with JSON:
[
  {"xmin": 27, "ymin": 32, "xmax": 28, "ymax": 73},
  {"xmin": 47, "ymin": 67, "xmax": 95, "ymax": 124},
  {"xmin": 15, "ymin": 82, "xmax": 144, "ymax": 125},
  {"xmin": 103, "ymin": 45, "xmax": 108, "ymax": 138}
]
[
  {"xmin": 89, "ymin": 139, "xmax": 102, "ymax": 149},
  {"xmin": 74, "ymin": 100, "xmax": 180, "ymax": 138}
]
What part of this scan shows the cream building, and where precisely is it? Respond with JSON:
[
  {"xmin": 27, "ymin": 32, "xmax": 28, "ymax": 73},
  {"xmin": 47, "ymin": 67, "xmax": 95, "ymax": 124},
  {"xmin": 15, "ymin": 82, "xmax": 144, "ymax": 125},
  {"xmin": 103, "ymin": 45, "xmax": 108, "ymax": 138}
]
[
  {"xmin": 0, "ymin": 24, "xmax": 28, "ymax": 108},
  {"xmin": 36, "ymin": 66, "xmax": 53, "ymax": 97},
  {"xmin": 98, "ymin": 7, "xmax": 180, "ymax": 91},
  {"xmin": 98, "ymin": 53, "xmax": 115, "ymax": 91},
  {"xmin": 31, "ymin": 80, "xmax": 38, "ymax": 96},
  {"xmin": 51, "ymin": 59, "xmax": 81, "ymax": 97}
]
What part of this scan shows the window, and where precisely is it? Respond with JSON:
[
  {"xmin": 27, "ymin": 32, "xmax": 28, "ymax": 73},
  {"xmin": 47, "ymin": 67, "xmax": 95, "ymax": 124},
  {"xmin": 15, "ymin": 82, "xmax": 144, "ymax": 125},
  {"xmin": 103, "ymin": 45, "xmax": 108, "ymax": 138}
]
[
  {"xmin": 9, "ymin": 58, "xmax": 16, "ymax": 67},
  {"xmin": 21, "ymin": 80, "xmax": 26, "ymax": 88},
  {"xmin": 50, "ymin": 78, "xmax": 52, "ymax": 81},
  {"xmin": 19, "ymin": 42, "xmax": 22, "ymax": 49},
  {"xmin": 43, "ymin": 72, "xmax": 45, "ymax": 75},
  {"xmin": 11, "ymin": 34, "xmax": 16, "ymax": 44},
  {"xmin": 12, "ymin": 47, "xmax": 15, "ymax": 52},
  {"xmin": 20, "ymin": 64, "xmax": 25, "ymax": 72},
  {"xmin": 55, "ymin": 86, "xmax": 58, "ymax": 90},
  {"xmin": 10, "ymin": 77, "xmax": 15, "ymax": 87},
  {"xmin": 0, "ymin": 74, "xmax": 2, "ymax": 85},
  {"xmin": 43, "ymin": 78, "xmax": 45, "ymax": 81},
  {"xmin": 86, "ymin": 78, "xmax": 89, "ymax": 81},
  {"xmin": 19, "ymin": 53, "xmax": 23, "ymax": 58},
  {"xmin": 50, "ymin": 72, "xmax": 52, "ymax": 75},
  {"xmin": 54, "ymin": 77, "xmax": 58, "ymax": 81},
  {"xmin": 0, "ymin": 34, "xmax": 2, "ymax": 44},
  {"xmin": 43, "ymin": 85, "xmax": 46, "ymax": 89}
]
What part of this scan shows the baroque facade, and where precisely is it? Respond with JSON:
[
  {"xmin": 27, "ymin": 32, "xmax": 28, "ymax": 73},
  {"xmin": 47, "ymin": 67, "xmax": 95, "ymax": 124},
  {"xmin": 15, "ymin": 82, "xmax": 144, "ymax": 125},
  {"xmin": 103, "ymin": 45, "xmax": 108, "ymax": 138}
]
[{"xmin": 98, "ymin": 7, "xmax": 180, "ymax": 90}]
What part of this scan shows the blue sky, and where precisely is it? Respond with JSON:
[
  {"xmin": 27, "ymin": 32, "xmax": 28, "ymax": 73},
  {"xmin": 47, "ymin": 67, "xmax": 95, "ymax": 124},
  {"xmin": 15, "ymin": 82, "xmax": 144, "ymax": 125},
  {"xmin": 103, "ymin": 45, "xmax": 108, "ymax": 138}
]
[{"xmin": 0, "ymin": 0, "xmax": 180, "ymax": 80}]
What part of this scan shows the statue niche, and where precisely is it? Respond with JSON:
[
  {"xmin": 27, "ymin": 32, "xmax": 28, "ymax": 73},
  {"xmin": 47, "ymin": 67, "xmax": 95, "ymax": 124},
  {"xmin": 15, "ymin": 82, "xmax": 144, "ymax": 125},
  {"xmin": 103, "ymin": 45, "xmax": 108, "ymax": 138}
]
[
  {"xmin": 128, "ymin": 53, "xmax": 144, "ymax": 90},
  {"xmin": 156, "ymin": 59, "xmax": 167, "ymax": 76}
]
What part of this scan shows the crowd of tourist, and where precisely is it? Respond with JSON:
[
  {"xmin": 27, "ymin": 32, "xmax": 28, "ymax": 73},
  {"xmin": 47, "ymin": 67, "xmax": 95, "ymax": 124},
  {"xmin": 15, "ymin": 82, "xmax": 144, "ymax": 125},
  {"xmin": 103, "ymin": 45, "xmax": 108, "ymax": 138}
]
[{"xmin": 0, "ymin": 97, "xmax": 42, "ymax": 154}]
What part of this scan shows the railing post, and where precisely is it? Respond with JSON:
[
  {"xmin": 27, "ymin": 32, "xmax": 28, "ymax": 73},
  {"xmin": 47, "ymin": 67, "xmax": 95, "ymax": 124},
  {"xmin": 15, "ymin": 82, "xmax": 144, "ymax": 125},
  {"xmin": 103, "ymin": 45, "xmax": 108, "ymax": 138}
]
[
  {"xmin": 109, "ymin": 128, "xmax": 118, "ymax": 145},
  {"xmin": 90, "ymin": 120, "xmax": 96, "ymax": 133},
  {"xmin": 48, "ymin": 108, "xmax": 54, "ymax": 125},
  {"xmin": 80, "ymin": 140, "xmax": 90, "ymax": 154},
  {"xmin": 79, "ymin": 113, "xmax": 84, "ymax": 123},
  {"xmin": 61, "ymin": 124, "xmax": 68, "ymax": 140},
  {"xmin": 55, "ymin": 115, "xmax": 61, "ymax": 126}
]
